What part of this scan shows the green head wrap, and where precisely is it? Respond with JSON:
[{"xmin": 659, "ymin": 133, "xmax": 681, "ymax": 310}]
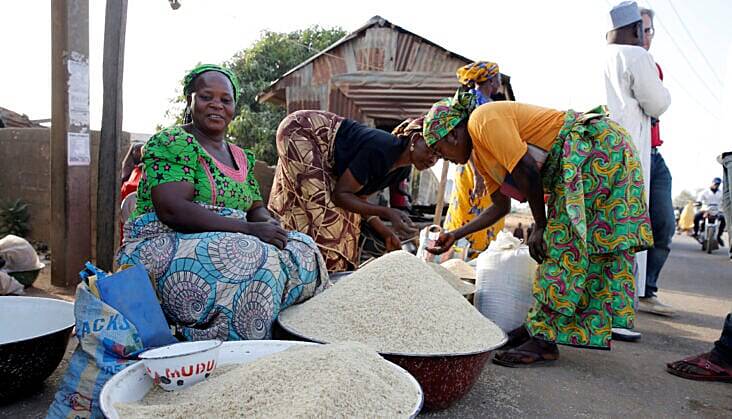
[
  {"xmin": 183, "ymin": 64, "xmax": 240, "ymax": 103},
  {"xmin": 422, "ymin": 90, "xmax": 477, "ymax": 146}
]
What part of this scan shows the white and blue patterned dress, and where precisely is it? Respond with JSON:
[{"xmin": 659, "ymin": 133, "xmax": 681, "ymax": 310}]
[{"xmin": 117, "ymin": 128, "xmax": 329, "ymax": 341}]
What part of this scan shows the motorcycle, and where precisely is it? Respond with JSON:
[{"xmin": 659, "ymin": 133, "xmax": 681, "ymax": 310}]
[{"xmin": 696, "ymin": 203, "xmax": 721, "ymax": 253}]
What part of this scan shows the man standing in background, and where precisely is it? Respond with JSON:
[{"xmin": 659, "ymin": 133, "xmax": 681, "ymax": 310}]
[
  {"xmin": 637, "ymin": 7, "xmax": 676, "ymax": 316},
  {"xmin": 604, "ymin": 1, "xmax": 672, "ymax": 340},
  {"xmin": 719, "ymin": 153, "xmax": 732, "ymax": 260}
]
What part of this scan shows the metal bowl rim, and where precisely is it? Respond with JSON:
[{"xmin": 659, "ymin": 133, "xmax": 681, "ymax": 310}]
[
  {"xmin": 5, "ymin": 263, "xmax": 45, "ymax": 274},
  {"xmin": 277, "ymin": 317, "xmax": 508, "ymax": 358},
  {"xmin": 0, "ymin": 296, "xmax": 74, "ymax": 346}
]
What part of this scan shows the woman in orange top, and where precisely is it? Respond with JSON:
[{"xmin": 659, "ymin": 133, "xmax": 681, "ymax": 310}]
[
  {"xmin": 425, "ymin": 92, "xmax": 652, "ymax": 367},
  {"xmin": 443, "ymin": 61, "xmax": 505, "ymax": 255}
]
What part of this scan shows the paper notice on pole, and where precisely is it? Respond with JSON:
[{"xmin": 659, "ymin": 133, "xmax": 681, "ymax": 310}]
[
  {"xmin": 67, "ymin": 58, "xmax": 90, "ymax": 127},
  {"xmin": 67, "ymin": 132, "xmax": 90, "ymax": 166}
]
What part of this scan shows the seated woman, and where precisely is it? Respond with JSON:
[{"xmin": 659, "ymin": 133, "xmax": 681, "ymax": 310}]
[
  {"xmin": 444, "ymin": 61, "xmax": 506, "ymax": 255},
  {"xmin": 268, "ymin": 113, "xmax": 438, "ymax": 272},
  {"xmin": 425, "ymin": 92, "xmax": 652, "ymax": 366},
  {"xmin": 117, "ymin": 64, "xmax": 329, "ymax": 341}
]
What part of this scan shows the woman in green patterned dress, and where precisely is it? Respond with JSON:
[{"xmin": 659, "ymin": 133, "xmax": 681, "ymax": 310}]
[
  {"xmin": 425, "ymin": 92, "xmax": 652, "ymax": 367},
  {"xmin": 117, "ymin": 64, "xmax": 329, "ymax": 341}
]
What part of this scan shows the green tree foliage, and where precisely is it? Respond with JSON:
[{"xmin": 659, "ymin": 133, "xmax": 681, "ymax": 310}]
[{"xmin": 163, "ymin": 26, "xmax": 346, "ymax": 165}]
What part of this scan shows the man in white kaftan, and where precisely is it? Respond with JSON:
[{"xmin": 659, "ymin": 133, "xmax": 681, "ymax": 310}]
[{"xmin": 604, "ymin": 1, "xmax": 671, "ymax": 339}]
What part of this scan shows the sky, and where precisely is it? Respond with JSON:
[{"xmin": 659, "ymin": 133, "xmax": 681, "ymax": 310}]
[{"xmin": 2, "ymin": 0, "xmax": 731, "ymax": 197}]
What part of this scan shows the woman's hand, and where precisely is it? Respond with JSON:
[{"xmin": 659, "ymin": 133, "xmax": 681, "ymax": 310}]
[
  {"xmin": 247, "ymin": 203, "xmax": 281, "ymax": 227},
  {"xmin": 384, "ymin": 232, "xmax": 402, "ymax": 252},
  {"xmin": 265, "ymin": 217, "xmax": 281, "ymax": 227},
  {"xmin": 369, "ymin": 217, "xmax": 404, "ymax": 253},
  {"xmin": 386, "ymin": 208, "xmax": 418, "ymax": 237},
  {"xmin": 427, "ymin": 231, "xmax": 456, "ymax": 255},
  {"xmin": 243, "ymin": 222, "xmax": 289, "ymax": 250},
  {"xmin": 527, "ymin": 225, "xmax": 547, "ymax": 264}
]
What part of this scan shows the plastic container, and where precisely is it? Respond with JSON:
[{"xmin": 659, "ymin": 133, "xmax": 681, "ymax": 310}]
[
  {"xmin": 453, "ymin": 238, "xmax": 471, "ymax": 262},
  {"xmin": 417, "ymin": 225, "xmax": 451, "ymax": 263},
  {"xmin": 474, "ymin": 232, "xmax": 538, "ymax": 333},
  {"xmin": 138, "ymin": 340, "xmax": 222, "ymax": 391},
  {"xmin": 101, "ymin": 340, "xmax": 424, "ymax": 419}
]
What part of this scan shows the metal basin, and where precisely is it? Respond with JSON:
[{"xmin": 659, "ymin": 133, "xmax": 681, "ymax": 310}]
[
  {"xmin": 276, "ymin": 319, "xmax": 506, "ymax": 411},
  {"xmin": 382, "ymin": 351, "xmax": 492, "ymax": 410},
  {"xmin": 0, "ymin": 296, "xmax": 74, "ymax": 403}
]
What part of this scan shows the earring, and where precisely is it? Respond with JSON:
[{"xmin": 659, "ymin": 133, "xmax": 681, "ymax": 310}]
[{"xmin": 409, "ymin": 140, "xmax": 415, "ymax": 152}]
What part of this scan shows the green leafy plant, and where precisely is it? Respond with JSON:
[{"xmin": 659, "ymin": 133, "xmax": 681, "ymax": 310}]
[
  {"xmin": 0, "ymin": 199, "xmax": 30, "ymax": 238},
  {"xmin": 162, "ymin": 26, "xmax": 347, "ymax": 165}
]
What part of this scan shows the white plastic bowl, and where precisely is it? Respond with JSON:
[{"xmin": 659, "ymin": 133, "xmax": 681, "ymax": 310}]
[
  {"xmin": 101, "ymin": 340, "xmax": 424, "ymax": 419},
  {"xmin": 138, "ymin": 339, "xmax": 222, "ymax": 391}
]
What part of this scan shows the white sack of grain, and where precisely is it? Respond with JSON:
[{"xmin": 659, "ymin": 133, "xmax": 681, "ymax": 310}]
[
  {"xmin": 474, "ymin": 231, "xmax": 538, "ymax": 333},
  {"xmin": 279, "ymin": 251, "xmax": 504, "ymax": 355},
  {"xmin": 115, "ymin": 342, "xmax": 421, "ymax": 419}
]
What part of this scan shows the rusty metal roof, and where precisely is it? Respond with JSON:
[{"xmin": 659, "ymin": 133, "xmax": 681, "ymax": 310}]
[
  {"xmin": 258, "ymin": 15, "xmax": 474, "ymax": 103},
  {"xmin": 257, "ymin": 15, "xmax": 515, "ymax": 123},
  {"xmin": 330, "ymin": 72, "xmax": 460, "ymax": 121},
  {"xmin": 0, "ymin": 106, "xmax": 43, "ymax": 128}
]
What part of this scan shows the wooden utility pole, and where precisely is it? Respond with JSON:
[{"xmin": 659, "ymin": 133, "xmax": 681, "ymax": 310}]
[
  {"xmin": 51, "ymin": 0, "xmax": 91, "ymax": 286},
  {"xmin": 433, "ymin": 161, "xmax": 450, "ymax": 226},
  {"xmin": 96, "ymin": 0, "xmax": 128, "ymax": 271}
]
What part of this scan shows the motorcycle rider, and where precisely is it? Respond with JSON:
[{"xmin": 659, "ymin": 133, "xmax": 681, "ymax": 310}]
[{"xmin": 693, "ymin": 177, "xmax": 725, "ymax": 246}]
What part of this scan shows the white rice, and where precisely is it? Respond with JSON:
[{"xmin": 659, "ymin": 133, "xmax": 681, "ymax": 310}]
[
  {"xmin": 279, "ymin": 251, "xmax": 505, "ymax": 355},
  {"xmin": 115, "ymin": 342, "xmax": 420, "ymax": 419},
  {"xmin": 428, "ymin": 262, "xmax": 476, "ymax": 295},
  {"xmin": 440, "ymin": 258, "xmax": 476, "ymax": 280}
]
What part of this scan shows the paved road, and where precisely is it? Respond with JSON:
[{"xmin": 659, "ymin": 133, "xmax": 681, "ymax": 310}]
[
  {"xmin": 2, "ymin": 236, "xmax": 730, "ymax": 418},
  {"xmin": 428, "ymin": 235, "xmax": 732, "ymax": 418}
]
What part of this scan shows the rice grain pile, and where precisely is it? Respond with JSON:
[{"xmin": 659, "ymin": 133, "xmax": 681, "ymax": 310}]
[
  {"xmin": 115, "ymin": 342, "xmax": 420, "ymax": 419},
  {"xmin": 428, "ymin": 262, "xmax": 476, "ymax": 295},
  {"xmin": 440, "ymin": 258, "xmax": 476, "ymax": 280},
  {"xmin": 279, "ymin": 251, "xmax": 505, "ymax": 355}
]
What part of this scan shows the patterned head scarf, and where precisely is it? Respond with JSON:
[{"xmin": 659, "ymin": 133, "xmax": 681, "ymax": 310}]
[
  {"xmin": 422, "ymin": 91, "xmax": 477, "ymax": 146},
  {"xmin": 183, "ymin": 64, "xmax": 241, "ymax": 103},
  {"xmin": 392, "ymin": 116, "xmax": 425, "ymax": 141},
  {"xmin": 456, "ymin": 61, "xmax": 500, "ymax": 87}
]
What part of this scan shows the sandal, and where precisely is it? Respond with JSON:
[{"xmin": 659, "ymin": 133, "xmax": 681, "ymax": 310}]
[
  {"xmin": 492, "ymin": 347, "xmax": 559, "ymax": 368},
  {"xmin": 666, "ymin": 353, "xmax": 732, "ymax": 382},
  {"xmin": 499, "ymin": 326, "xmax": 531, "ymax": 350}
]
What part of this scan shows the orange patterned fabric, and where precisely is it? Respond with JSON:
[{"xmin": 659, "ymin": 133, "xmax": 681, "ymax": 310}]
[{"xmin": 268, "ymin": 110, "xmax": 361, "ymax": 272}]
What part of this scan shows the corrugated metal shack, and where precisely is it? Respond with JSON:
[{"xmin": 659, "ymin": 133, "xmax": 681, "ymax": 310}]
[
  {"xmin": 0, "ymin": 106, "xmax": 44, "ymax": 128},
  {"xmin": 258, "ymin": 15, "xmax": 514, "ymax": 130}
]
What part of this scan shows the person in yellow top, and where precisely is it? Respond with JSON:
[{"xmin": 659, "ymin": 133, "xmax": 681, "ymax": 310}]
[
  {"xmin": 444, "ymin": 61, "xmax": 505, "ymax": 254},
  {"xmin": 424, "ymin": 92, "xmax": 653, "ymax": 367}
]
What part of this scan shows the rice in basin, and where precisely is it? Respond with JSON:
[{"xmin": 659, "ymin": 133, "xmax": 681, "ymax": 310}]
[
  {"xmin": 427, "ymin": 262, "xmax": 475, "ymax": 295},
  {"xmin": 278, "ymin": 251, "xmax": 504, "ymax": 355},
  {"xmin": 115, "ymin": 342, "xmax": 420, "ymax": 418}
]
